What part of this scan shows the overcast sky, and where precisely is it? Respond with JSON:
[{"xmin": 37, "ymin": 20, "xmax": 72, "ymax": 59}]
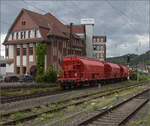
[{"xmin": 0, "ymin": 0, "xmax": 149, "ymax": 57}]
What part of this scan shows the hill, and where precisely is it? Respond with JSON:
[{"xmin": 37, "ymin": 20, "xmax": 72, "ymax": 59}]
[{"xmin": 106, "ymin": 50, "xmax": 150, "ymax": 66}]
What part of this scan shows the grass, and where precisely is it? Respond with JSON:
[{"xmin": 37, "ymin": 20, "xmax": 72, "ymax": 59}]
[
  {"xmin": 2, "ymin": 87, "xmax": 61, "ymax": 96},
  {"xmin": 40, "ymin": 113, "xmax": 54, "ymax": 120},
  {"xmin": 50, "ymin": 85, "xmax": 149, "ymax": 125},
  {"xmin": 38, "ymin": 82, "xmax": 58, "ymax": 87},
  {"xmin": 2, "ymin": 81, "xmax": 149, "ymax": 126},
  {"xmin": 10, "ymin": 83, "xmax": 148, "ymax": 126},
  {"xmin": 10, "ymin": 112, "xmax": 27, "ymax": 120},
  {"xmin": 130, "ymin": 102, "xmax": 150, "ymax": 126}
]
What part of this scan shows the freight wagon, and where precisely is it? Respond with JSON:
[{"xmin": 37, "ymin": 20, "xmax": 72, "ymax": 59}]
[{"xmin": 58, "ymin": 56, "xmax": 131, "ymax": 89}]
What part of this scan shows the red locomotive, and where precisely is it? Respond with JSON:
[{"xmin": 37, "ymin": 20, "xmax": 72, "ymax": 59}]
[{"xmin": 58, "ymin": 56, "xmax": 131, "ymax": 89}]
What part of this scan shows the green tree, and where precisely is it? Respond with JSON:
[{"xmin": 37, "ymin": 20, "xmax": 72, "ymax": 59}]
[{"xmin": 36, "ymin": 43, "xmax": 46, "ymax": 82}]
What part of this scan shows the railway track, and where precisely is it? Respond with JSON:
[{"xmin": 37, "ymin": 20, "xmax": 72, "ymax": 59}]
[
  {"xmin": 1, "ymin": 84, "xmax": 57, "ymax": 91},
  {"xmin": 78, "ymin": 90, "xmax": 149, "ymax": 126},
  {"xmin": 1, "ymin": 89, "xmax": 63, "ymax": 104},
  {"xmin": 0, "ymin": 82, "xmax": 148, "ymax": 126},
  {"xmin": 1, "ymin": 82, "xmax": 147, "ymax": 104}
]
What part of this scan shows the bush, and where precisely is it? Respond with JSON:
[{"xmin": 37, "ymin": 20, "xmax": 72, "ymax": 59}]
[
  {"xmin": 43, "ymin": 66, "xmax": 57, "ymax": 83},
  {"xmin": 36, "ymin": 66, "xmax": 57, "ymax": 83}
]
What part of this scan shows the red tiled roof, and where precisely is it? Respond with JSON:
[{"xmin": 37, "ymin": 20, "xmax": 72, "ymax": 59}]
[
  {"xmin": 4, "ymin": 9, "xmax": 84, "ymax": 44},
  {"xmin": 72, "ymin": 25, "xmax": 85, "ymax": 33},
  {"xmin": 24, "ymin": 9, "xmax": 70, "ymax": 39},
  {"xmin": 66, "ymin": 25, "xmax": 85, "ymax": 34}
]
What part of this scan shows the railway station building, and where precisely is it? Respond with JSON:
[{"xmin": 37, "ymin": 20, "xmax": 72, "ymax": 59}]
[
  {"xmin": 3, "ymin": 8, "xmax": 106, "ymax": 76},
  {"xmin": 3, "ymin": 9, "xmax": 84, "ymax": 76}
]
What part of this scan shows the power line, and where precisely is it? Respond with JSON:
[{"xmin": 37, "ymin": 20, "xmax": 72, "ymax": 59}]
[
  {"xmin": 106, "ymin": 0, "xmax": 138, "ymax": 33},
  {"xmin": 0, "ymin": 20, "xmax": 11, "ymax": 25},
  {"xmin": 22, "ymin": 0, "xmax": 47, "ymax": 13},
  {"xmin": 105, "ymin": 0, "xmax": 147, "ymax": 55}
]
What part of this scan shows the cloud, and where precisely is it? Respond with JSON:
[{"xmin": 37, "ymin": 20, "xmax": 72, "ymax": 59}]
[
  {"xmin": 0, "ymin": 34, "xmax": 6, "ymax": 57},
  {"xmin": 0, "ymin": 0, "xmax": 149, "ymax": 58}
]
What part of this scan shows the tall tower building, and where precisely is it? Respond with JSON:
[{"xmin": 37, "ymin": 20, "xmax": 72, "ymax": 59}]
[{"xmin": 81, "ymin": 18, "xmax": 95, "ymax": 58}]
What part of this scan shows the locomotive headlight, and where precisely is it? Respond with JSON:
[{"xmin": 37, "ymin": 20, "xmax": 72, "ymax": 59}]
[{"xmin": 74, "ymin": 73, "xmax": 77, "ymax": 77}]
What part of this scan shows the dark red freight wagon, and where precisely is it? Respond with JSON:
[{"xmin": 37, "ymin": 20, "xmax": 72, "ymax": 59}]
[
  {"xmin": 119, "ymin": 65, "xmax": 128, "ymax": 80},
  {"xmin": 58, "ymin": 56, "xmax": 132, "ymax": 89},
  {"xmin": 104, "ymin": 62, "xmax": 121, "ymax": 80},
  {"xmin": 58, "ymin": 56, "xmax": 104, "ymax": 89}
]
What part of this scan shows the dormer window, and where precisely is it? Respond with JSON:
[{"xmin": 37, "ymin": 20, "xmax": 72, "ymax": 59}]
[{"xmin": 22, "ymin": 21, "xmax": 26, "ymax": 25}]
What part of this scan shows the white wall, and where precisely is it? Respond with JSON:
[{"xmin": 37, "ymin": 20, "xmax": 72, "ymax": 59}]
[
  {"xmin": 8, "ymin": 34, "xmax": 12, "ymax": 40},
  {"xmin": 6, "ymin": 63, "xmax": 14, "ymax": 73},
  {"xmin": 75, "ymin": 33, "xmax": 85, "ymax": 39},
  {"xmin": 31, "ymin": 30, "xmax": 34, "ymax": 38},
  {"xmin": 8, "ymin": 45, "xmax": 14, "ymax": 59},
  {"xmin": 37, "ymin": 29, "xmax": 42, "ymax": 38}
]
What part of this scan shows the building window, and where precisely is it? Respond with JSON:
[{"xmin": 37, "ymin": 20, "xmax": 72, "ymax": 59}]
[
  {"xmin": 101, "ymin": 46, "xmax": 104, "ymax": 51},
  {"xmin": 23, "ymin": 67, "xmax": 26, "ymax": 74},
  {"xmin": 0, "ymin": 63, "xmax": 6, "ymax": 67},
  {"xmin": 22, "ymin": 21, "xmax": 26, "ymax": 25},
  {"xmin": 28, "ymin": 31, "xmax": 31, "ymax": 38},
  {"xmin": 93, "ymin": 45, "xmax": 96, "ymax": 50},
  {"xmin": 23, "ymin": 48, "xmax": 26, "ymax": 55},
  {"xmin": 12, "ymin": 33, "xmax": 14, "ymax": 40},
  {"xmin": 101, "ymin": 38, "xmax": 103, "ymax": 42},
  {"xmin": 16, "ymin": 32, "xmax": 18, "ymax": 39},
  {"xmin": 93, "ymin": 38, "xmax": 96, "ymax": 43},
  {"xmin": 34, "ymin": 30, "xmax": 37, "ymax": 38},
  {"xmin": 21, "ymin": 32, "xmax": 23, "ymax": 39},
  {"xmin": 29, "ymin": 47, "xmax": 33, "ymax": 55},
  {"xmin": 17, "ymin": 48, "xmax": 20, "ymax": 56},
  {"xmin": 24, "ymin": 31, "xmax": 26, "ymax": 39},
  {"xmin": 96, "ymin": 38, "xmax": 98, "ymax": 42},
  {"xmin": 17, "ymin": 67, "xmax": 20, "ymax": 74}
]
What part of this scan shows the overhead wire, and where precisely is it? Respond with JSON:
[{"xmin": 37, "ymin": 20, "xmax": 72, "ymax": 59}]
[
  {"xmin": 22, "ymin": 0, "xmax": 47, "ymax": 13},
  {"xmin": 105, "ymin": 0, "xmax": 147, "ymax": 55}
]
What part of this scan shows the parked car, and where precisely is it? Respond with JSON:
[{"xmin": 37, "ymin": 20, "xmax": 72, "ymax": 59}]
[
  {"xmin": 4, "ymin": 76, "xmax": 19, "ymax": 82},
  {"xmin": 18, "ymin": 74, "xmax": 34, "ymax": 82}
]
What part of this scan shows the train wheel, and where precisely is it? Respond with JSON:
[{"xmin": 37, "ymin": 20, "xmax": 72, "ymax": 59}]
[
  {"xmin": 73, "ymin": 84, "xmax": 77, "ymax": 88},
  {"xmin": 68, "ymin": 84, "xmax": 72, "ymax": 89},
  {"xmin": 61, "ymin": 84, "xmax": 66, "ymax": 90}
]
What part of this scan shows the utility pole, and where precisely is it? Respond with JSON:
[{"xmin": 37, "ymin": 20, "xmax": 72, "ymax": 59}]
[
  {"xmin": 136, "ymin": 42, "xmax": 140, "ymax": 82},
  {"xmin": 127, "ymin": 54, "xmax": 130, "ymax": 80},
  {"xmin": 69, "ymin": 22, "xmax": 73, "ymax": 55}
]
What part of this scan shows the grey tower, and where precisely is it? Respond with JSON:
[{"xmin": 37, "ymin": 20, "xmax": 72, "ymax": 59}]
[{"xmin": 81, "ymin": 18, "xmax": 94, "ymax": 58}]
